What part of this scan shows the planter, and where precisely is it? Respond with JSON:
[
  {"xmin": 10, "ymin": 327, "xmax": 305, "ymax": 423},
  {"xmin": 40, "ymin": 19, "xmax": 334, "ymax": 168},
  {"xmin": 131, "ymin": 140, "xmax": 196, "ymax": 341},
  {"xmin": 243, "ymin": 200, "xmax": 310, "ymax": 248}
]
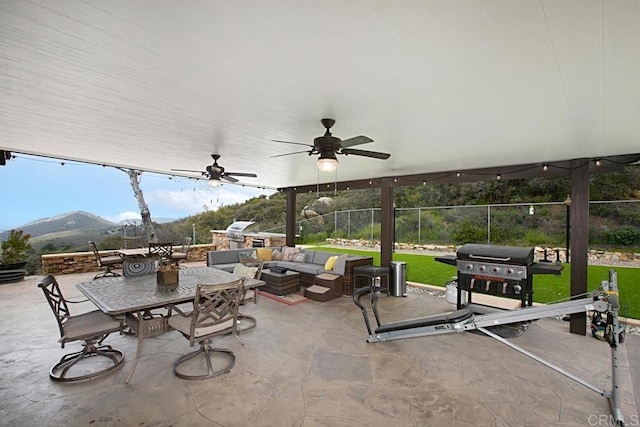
[
  {"xmin": 157, "ymin": 270, "xmax": 178, "ymax": 286},
  {"xmin": 0, "ymin": 261, "xmax": 28, "ymax": 284}
]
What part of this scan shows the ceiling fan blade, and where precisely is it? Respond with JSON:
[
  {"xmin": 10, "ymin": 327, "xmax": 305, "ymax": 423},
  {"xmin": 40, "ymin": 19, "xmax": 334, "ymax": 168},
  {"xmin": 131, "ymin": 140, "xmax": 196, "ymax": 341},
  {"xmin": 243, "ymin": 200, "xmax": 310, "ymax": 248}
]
[
  {"xmin": 270, "ymin": 150, "xmax": 311, "ymax": 158},
  {"xmin": 340, "ymin": 135, "xmax": 373, "ymax": 148},
  {"xmin": 221, "ymin": 175, "xmax": 239, "ymax": 183},
  {"xmin": 340, "ymin": 148, "xmax": 391, "ymax": 159},
  {"xmin": 272, "ymin": 139, "xmax": 314, "ymax": 148},
  {"xmin": 170, "ymin": 168, "xmax": 204, "ymax": 173},
  {"xmin": 225, "ymin": 172, "xmax": 257, "ymax": 178}
]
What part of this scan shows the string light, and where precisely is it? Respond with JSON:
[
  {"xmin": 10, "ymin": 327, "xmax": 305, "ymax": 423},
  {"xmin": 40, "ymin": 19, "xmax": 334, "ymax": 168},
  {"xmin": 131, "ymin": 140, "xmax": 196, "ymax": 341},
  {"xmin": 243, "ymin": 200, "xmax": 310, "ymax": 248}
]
[
  {"xmin": 542, "ymin": 164, "xmax": 549, "ymax": 172},
  {"xmin": 496, "ymin": 174, "xmax": 501, "ymax": 180},
  {"xmin": 595, "ymin": 159, "xmax": 602, "ymax": 167},
  {"xmin": 456, "ymin": 171, "xmax": 461, "ymax": 177}
]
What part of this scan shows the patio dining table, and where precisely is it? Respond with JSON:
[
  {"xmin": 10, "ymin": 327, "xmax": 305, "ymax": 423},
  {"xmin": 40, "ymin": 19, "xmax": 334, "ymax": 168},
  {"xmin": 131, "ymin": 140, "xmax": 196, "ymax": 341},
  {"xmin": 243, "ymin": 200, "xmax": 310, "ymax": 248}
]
[{"xmin": 76, "ymin": 266, "xmax": 264, "ymax": 383}]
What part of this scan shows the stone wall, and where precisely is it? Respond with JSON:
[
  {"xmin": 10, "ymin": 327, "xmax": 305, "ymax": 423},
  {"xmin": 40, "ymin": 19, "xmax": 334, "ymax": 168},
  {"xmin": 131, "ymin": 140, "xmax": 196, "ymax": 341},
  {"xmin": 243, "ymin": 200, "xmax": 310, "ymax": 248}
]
[{"xmin": 41, "ymin": 243, "xmax": 217, "ymax": 275}]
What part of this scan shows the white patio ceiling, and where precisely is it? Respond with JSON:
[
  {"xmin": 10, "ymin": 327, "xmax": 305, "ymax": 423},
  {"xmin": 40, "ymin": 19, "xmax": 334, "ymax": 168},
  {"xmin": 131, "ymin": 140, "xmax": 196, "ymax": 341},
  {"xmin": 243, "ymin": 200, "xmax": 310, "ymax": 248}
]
[{"xmin": 1, "ymin": 1, "xmax": 639, "ymax": 191}]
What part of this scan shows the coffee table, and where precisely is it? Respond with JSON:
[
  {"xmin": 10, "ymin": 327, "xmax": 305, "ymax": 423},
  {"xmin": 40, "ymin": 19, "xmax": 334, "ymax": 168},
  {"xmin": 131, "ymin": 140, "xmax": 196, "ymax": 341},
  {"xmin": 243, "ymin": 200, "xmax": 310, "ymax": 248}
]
[{"xmin": 260, "ymin": 269, "xmax": 301, "ymax": 296}]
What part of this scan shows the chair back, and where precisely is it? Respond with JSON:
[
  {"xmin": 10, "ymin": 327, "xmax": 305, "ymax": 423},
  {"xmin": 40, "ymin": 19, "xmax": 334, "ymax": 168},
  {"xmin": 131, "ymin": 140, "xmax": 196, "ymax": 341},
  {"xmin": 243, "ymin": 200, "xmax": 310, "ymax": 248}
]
[
  {"xmin": 188, "ymin": 279, "xmax": 243, "ymax": 346},
  {"xmin": 181, "ymin": 237, "xmax": 192, "ymax": 254},
  {"xmin": 149, "ymin": 242, "xmax": 173, "ymax": 263},
  {"xmin": 38, "ymin": 275, "xmax": 70, "ymax": 340},
  {"xmin": 89, "ymin": 241, "xmax": 103, "ymax": 267}
]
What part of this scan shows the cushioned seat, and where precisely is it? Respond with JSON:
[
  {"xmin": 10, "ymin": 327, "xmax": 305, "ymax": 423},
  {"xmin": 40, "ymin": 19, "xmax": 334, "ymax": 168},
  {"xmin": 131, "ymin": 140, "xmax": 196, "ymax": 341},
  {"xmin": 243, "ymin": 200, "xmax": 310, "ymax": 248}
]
[{"xmin": 305, "ymin": 273, "xmax": 343, "ymax": 302}]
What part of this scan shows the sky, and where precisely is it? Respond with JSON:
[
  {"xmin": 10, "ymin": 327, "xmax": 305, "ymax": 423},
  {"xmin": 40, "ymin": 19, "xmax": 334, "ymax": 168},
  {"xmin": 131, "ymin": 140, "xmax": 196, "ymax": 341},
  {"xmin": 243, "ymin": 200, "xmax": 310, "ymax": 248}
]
[{"xmin": 0, "ymin": 154, "xmax": 275, "ymax": 231}]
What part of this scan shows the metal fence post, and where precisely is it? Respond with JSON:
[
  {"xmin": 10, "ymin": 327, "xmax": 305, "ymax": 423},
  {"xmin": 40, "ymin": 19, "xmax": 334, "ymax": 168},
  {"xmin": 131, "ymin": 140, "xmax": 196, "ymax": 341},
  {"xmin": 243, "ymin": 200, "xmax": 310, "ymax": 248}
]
[
  {"xmin": 418, "ymin": 208, "xmax": 421, "ymax": 244},
  {"xmin": 370, "ymin": 208, "xmax": 374, "ymax": 241},
  {"xmin": 487, "ymin": 205, "xmax": 491, "ymax": 244}
]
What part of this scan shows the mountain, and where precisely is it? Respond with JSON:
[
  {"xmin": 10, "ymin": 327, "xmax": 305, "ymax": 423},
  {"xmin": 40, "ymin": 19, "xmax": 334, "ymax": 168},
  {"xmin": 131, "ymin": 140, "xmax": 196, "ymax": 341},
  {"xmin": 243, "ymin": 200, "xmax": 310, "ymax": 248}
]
[{"xmin": 15, "ymin": 211, "xmax": 117, "ymax": 238}]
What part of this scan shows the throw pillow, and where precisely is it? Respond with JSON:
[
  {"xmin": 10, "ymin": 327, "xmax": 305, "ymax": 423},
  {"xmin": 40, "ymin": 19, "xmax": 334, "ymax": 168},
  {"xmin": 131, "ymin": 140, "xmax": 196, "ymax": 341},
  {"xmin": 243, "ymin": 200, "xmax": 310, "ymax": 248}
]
[
  {"xmin": 294, "ymin": 253, "xmax": 306, "ymax": 263},
  {"xmin": 332, "ymin": 254, "xmax": 348, "ymax": 274},
  {"xmin": 271, "ymin": 250, "xmax": 284, "ymax": 261},
  {"xmin": 324, "ymin": 255, "xmax": 338, "ymax": 270},
  {"xmin": 233, "ymin": 263, "xmax": 258, "ymax": 279},
  {"xmin": 282, "ymin": 247, "xmax": 300, "ymax": 262},
  {"xmin": 238, "ymin": 249, "xmax": 257, "ymax": 260},
  {"xmin": 256, "ymin": 248, "xmax": 273, "ymax": 261}
]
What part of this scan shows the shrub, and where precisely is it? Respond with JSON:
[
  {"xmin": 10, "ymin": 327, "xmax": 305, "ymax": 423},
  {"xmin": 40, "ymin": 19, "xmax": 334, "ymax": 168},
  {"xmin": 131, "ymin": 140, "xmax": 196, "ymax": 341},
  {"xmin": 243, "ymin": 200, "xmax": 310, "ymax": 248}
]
[
  {"xmin": 1, "ymin": 229, "xmax": 32, "ymax": 264},
  {"xmin": 451, "ymin": 221, "xmax": 485, "ymax": 244},
  {"xmin": 607, "ymin": 226, "xmax": 640, "ymax": 246}
]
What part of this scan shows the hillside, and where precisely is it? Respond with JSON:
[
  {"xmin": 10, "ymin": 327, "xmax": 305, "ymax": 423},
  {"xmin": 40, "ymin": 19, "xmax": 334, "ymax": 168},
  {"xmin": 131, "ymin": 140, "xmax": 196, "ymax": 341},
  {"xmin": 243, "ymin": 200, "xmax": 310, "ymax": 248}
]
[{"xmin": 7, "ymin": 211, "xmax": 116, "ymax": 239}]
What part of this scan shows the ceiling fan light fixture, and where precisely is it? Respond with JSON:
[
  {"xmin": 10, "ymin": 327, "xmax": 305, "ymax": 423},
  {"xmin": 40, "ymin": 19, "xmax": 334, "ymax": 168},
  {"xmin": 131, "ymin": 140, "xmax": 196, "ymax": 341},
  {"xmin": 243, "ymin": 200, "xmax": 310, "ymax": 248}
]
[
  {"xmin": 208, "ymin": 177, "xmax": 222, "ymax": 187},
  {"xmin": 317, "ymin": 154, "xmax": 338, "ymax": 172}
]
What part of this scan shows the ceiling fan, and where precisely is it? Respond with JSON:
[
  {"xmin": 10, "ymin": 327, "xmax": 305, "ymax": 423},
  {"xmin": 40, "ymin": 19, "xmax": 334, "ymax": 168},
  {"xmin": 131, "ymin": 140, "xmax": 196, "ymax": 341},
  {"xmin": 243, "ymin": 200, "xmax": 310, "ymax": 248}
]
[
  {"xmin": 272, "ymin": 118, "xmax": 390, "ymax": 172},
  {"xmin": 171, "ymin": 154, "xmax": 257, "ymax": 187}
]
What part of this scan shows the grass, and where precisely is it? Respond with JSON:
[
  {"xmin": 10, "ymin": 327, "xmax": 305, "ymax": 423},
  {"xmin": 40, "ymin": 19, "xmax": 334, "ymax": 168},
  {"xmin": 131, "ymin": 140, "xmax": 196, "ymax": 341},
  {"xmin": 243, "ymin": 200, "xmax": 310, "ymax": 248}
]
[{"xmin": 309, "ymin": 246, "xmax": 640, "ymax": 320}]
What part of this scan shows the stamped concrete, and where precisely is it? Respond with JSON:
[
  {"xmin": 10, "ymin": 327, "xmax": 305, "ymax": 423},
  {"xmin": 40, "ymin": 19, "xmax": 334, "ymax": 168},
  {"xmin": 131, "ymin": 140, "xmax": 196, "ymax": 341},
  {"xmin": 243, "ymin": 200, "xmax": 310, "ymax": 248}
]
[{"xmin": 0, "ymin": 263, "xmax": 637, "ymax": 426}]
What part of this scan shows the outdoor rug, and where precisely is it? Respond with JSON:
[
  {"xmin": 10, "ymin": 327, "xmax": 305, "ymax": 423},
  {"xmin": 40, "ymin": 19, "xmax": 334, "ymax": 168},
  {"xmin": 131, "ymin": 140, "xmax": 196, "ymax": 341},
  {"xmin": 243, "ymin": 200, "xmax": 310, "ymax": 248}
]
[{"xmin": 256, "ymin": 290, "xmax": 309, "ymax": 306}]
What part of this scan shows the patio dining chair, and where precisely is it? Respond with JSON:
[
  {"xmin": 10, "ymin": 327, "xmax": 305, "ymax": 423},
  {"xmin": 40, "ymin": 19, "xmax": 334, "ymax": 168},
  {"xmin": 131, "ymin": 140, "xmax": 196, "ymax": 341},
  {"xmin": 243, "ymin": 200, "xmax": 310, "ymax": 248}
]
[
  {"xmin": 89, "ymin": 241, "xmax": 122, "ymax": 279},
  {"xmin": 148, "ymin": 242, "xmax": 173, "ymax": 266},
  {"xmin": 38, "ymin": 275, "xmax": 125, "ymax": 382},
  {"xmin": 167, "ymin": 279, "xmax": 244, "ymax": 380},
  {"xmin": 232, "ymin": 260, "xmax": 264, "ymax": 331},
  {"xmin": 170, "ymin": 237, "xmax": 192, "ymax": 268}
]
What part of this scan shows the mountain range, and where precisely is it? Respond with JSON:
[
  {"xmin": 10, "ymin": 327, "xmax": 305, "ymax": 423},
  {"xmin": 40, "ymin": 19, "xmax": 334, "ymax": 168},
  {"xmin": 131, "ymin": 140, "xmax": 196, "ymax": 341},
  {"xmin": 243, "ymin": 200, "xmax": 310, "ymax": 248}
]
[{"xmin": 0, "ymin": 211, "xmax": 177, "ymax": 244}]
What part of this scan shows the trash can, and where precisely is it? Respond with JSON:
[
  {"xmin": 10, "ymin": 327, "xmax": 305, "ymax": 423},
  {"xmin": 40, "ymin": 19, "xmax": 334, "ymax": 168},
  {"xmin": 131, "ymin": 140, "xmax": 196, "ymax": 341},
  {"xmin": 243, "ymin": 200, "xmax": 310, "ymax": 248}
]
[{"xmin": 390, "ymin": 261, "xmax": 407, "ymax": 297}]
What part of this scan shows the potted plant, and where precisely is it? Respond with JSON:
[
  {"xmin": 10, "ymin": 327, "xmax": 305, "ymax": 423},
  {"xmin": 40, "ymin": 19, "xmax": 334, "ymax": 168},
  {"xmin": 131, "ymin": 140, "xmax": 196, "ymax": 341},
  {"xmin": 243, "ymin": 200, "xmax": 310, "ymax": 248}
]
[
  {"xmin": 0, "ymin": 229, "xmax": 32, "ymax": 283},
  {"xmin": 156, "ymin": 261, "xmax": 179, "ymax": 286}
]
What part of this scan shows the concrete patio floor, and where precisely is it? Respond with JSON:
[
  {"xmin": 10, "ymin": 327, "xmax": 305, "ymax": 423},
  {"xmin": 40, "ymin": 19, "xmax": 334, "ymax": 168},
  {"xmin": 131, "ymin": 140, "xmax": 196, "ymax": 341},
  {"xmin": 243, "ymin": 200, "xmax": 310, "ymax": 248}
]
[{"xmin": 0, "ymin": 261, "xmax": 638, "ymax": 426}]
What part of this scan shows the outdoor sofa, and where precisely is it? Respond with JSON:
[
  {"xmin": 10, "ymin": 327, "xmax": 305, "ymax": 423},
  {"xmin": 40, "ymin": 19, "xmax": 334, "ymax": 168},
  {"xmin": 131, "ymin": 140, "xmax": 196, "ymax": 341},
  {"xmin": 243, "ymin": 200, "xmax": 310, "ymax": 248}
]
[{"xmin": 206, "ymin": 246, "xmax": 373, "ymax": 295}]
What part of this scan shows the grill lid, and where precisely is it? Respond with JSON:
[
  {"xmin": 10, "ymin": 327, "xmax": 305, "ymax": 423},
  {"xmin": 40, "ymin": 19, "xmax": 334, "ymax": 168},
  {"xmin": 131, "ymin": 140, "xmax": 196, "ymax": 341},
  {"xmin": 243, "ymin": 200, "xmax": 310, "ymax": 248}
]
[
  {"xmin": 225, "ymin": 221, "xmax": 258, "ymax": 233},
  {"xmin": 456, "ymin": 244, "xmax": 534, "ymax": 265}
]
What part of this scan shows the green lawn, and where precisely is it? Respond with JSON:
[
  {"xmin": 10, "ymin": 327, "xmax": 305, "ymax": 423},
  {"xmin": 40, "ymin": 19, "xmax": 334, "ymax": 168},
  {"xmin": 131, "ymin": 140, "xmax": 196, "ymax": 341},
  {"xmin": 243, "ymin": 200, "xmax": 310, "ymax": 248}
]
[{"xmin": 309, "ymin": 246, "xmax": 640, "ymax": 320}]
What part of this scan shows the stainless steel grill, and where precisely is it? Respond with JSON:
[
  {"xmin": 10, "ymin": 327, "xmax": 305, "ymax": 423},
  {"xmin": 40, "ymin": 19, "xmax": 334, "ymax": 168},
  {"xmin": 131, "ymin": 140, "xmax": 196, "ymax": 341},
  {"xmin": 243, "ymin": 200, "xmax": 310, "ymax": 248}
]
[
  {"xmin": 225, "ymin": 221, "xmax": 258, "ymax": 249},
  {"xmin": 436, "ymin": 244, "xmax": 562, "ymax": 309}
]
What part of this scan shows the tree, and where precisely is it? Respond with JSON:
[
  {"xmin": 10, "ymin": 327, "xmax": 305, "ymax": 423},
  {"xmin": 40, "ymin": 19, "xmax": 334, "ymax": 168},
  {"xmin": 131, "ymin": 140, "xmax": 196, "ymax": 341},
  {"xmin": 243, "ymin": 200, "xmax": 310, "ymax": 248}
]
[{"xmin": 117, "ymin": 168, "xmax": 157, "ymax": 245}]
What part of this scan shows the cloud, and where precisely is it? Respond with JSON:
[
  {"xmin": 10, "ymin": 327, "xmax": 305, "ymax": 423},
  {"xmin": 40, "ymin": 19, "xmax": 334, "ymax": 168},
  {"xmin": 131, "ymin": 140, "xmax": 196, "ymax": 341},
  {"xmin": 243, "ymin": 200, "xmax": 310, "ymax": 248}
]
[
  {"xmin": 107, "ymin": 211, "xmax": 142, "ymax": 223},
  {"xmin": 145, "ymin": 186, "xmax": 275, "ymax": 219}
]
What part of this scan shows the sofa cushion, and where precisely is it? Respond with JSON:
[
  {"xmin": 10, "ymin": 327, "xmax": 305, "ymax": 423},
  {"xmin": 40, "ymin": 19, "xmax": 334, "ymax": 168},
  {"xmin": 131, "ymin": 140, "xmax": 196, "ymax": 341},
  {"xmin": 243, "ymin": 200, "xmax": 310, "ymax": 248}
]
[
  {"xmin": 271, "ymin": 250, "xmax": 284, "ymax": 261},
  {"xmin": 283, "ymin": 247, "xmax": 300, "ymax": 261},
  {"xmin": 293, "ymin": 253, "xmax": 306, "ymax": 263},
  {"xmin": 208, "ymin": 250, "xmax": 240, "ymax": 265},
  {"xmin": 238, "ymin": 249, "xmax": 257, "ymax": 260},
  {"xmin": 311, "ymin": 251, "xmax": 334, "ymax": 266},
  {"xmin": 292, "ymin": 263, "xmax": 325, "ymax": 275},
  {"xmin": 256, "ymin": 248, "xmax": 273, "ymax": 261},
  {"xmin": 332, "ymin": 254, "xmax": 348, "ymax": 275},
  {"xmin": 275, "ymin": 261, "xmax": 298, "ymax": 270}
]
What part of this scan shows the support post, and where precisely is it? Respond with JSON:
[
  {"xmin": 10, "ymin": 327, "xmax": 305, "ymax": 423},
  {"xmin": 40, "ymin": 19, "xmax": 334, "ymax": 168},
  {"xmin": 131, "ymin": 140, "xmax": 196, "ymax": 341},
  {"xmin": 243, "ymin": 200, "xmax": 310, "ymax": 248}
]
[
  {"xmin": 285, "ymin": 189, "xmax": 297, "ymax": 247},
  {"xmin": 380, "ymin": 178, "xmax": 394, "ymax": 268},
  {"xmin": 570, "ymin": 160, "xmax": 589, "ymax": 335}
]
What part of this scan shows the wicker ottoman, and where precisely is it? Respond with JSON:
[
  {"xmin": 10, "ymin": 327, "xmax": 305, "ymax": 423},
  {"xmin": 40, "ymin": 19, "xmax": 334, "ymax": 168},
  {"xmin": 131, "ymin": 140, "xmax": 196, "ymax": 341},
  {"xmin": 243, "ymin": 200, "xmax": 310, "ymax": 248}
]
[{"xmin": 304, "ymin": 273, "xmax": 343, "ymax": 302}]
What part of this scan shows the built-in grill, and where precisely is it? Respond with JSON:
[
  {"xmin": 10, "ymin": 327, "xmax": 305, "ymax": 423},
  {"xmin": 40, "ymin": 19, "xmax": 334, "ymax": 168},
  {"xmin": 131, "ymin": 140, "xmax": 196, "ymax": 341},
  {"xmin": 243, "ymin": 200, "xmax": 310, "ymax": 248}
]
[
  {"xmin": 436, "ymin": 244, "xmax": 562, "ymax": 309},
  {"xmin": 225, "ymin": 221, "xmax": 258, "ymax": 249}
]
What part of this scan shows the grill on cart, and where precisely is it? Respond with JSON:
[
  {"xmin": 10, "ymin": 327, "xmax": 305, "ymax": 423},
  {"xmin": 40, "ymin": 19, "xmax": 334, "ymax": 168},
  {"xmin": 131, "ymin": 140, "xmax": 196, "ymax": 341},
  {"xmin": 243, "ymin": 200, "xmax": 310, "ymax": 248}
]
[{"xmin": 436, "ymin": 244, "xmax": 562, "ymax": 309}]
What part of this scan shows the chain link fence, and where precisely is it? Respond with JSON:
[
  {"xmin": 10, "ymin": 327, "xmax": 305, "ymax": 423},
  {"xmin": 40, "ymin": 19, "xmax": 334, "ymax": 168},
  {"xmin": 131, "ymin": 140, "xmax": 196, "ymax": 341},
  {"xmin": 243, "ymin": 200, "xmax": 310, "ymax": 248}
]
[{"xmin": 279, "ymin": 200, "xmax": 640, "ymax": 251}]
